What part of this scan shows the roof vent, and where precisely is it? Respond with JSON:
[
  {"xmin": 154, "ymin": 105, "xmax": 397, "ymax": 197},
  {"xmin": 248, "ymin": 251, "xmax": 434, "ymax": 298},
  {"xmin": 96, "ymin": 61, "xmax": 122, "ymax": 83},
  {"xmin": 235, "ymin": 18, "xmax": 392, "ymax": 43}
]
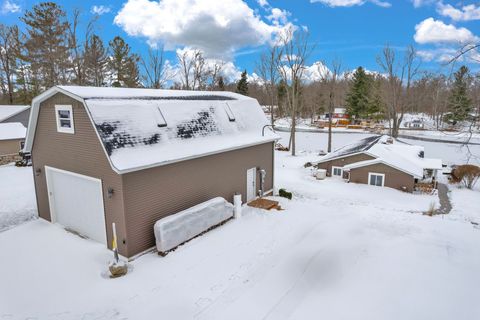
[
  {"xmin": 223, "ymin": 103, "xmax": 235, "ymax": 122},
  {"xmin": 155, "ymin": 107, "xmax": 167, "ymax": 127}
]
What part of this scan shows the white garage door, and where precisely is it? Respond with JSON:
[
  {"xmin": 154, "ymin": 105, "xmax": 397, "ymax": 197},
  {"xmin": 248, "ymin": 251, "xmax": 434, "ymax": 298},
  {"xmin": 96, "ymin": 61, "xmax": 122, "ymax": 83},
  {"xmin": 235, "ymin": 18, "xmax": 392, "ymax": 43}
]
[{"xmin": 45, "ymin": 166, "xmax": 107, "ymax": 244}]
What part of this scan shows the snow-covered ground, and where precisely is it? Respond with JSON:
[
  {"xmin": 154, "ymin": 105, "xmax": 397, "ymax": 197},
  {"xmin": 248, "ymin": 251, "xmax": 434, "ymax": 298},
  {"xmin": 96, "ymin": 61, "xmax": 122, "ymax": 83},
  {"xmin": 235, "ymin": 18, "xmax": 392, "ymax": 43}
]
[
  {"xmin": 1, "ymin": 133, "xmax": 480, "ymax": 320},
  {"xmin": 0, "ymin": 164, "xmax": 37, "ymax": 232}
]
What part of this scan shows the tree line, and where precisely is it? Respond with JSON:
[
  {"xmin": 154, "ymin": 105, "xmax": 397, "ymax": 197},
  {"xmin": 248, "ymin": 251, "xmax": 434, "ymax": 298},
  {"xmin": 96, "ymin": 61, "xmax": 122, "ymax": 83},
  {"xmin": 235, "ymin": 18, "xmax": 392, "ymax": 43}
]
[
  {"xmin": 0, "ymin": 2, "xmax": 479, "ymax": 156},
  {"xmin": 0, "ymin": 2, "xmax": 252, "ymax": 105}
]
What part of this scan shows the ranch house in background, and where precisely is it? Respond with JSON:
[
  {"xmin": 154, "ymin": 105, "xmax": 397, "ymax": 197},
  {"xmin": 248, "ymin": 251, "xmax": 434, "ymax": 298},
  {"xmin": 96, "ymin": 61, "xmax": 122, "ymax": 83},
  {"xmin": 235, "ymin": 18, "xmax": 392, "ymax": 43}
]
[{"xmin": 315, "ymin": 135, "xmax": 442, "ymax": 193}]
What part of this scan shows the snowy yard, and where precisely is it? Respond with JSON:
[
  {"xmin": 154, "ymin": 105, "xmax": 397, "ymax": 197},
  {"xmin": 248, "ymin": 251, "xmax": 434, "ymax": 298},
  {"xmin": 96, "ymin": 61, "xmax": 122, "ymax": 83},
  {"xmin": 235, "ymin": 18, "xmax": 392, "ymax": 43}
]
[{"xmin": 1, "ymin": 132, "xmax": 480, "ymax": 319}]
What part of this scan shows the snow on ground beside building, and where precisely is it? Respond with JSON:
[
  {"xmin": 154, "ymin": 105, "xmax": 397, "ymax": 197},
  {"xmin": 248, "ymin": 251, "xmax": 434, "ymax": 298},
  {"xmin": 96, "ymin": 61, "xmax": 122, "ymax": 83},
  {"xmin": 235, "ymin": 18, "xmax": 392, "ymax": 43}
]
[
  {"xmin": 0, "ymin": 164, "xmax": 36, "ymax": 232},
  {"xmin": 1, "ymin": 132, "xmax": 480, "ymax": 319},
  {"xmin": 447, "ymin": 184, "xmax": 480, "ymax": 225}
]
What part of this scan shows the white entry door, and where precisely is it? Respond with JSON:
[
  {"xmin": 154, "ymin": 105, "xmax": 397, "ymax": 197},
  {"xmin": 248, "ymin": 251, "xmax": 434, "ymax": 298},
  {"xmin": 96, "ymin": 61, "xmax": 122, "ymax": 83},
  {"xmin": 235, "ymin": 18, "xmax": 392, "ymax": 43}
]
[
  {"xmin": 45, "ymin": 166, "xmax": 107, "ymax": 244},
  {"xmin": 246, "ymin": 167, "xmax": 257, "ymax": 202}
]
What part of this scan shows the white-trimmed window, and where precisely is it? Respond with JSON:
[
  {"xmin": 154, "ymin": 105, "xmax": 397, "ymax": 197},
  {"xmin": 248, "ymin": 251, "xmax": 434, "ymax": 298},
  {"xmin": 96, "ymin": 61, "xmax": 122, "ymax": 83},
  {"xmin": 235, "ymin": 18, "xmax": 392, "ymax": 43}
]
[
  {"xmin": 55, "ymin": 105, "xmax": 74, "ymax": 134},
  {"xmin": 332, "ymin": 166, "xmax": 343, "ymax": 177},
  {"xmin": 368, "ymin": 172, "xmax": 385, "ymax": 187}
]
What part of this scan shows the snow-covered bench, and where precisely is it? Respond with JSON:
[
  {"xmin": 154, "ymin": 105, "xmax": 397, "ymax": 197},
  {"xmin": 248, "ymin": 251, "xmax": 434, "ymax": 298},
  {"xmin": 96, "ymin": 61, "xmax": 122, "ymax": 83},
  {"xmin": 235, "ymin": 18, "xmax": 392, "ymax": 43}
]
[{"xmin": 154, "ymin": 197, "xmax": 234, "ymax": 255}]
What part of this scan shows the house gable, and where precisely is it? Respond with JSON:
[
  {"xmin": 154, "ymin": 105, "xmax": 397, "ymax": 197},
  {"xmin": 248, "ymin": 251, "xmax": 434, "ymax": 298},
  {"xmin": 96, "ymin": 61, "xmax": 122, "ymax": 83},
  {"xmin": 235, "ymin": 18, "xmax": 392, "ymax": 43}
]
[{"xmin": 31, "ymin": 92, "xmax": 128, "ymax": 256}]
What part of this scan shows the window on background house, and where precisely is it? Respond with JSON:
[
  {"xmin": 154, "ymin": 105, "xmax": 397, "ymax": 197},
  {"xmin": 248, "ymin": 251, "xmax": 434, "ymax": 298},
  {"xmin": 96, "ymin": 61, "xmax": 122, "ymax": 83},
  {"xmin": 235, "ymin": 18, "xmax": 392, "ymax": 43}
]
[
  {"xmin": 332, "ymin": 166, "xmax": 343, "ymax": 177},
  {"xmin": 55, "ymin": 105, "xmax": 74, "ymax": 134},
  {"xmin": 369, "ymin": 173, "xmax": 385, "ymax": 187}
]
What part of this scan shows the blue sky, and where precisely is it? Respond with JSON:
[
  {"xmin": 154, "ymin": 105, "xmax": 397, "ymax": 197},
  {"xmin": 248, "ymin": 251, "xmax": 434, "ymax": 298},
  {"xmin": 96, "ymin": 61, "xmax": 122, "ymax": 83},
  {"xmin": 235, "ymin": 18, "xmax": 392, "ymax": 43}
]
[{"xmin": 1, "ymin": 0, "xmax": 479, "ymax": 81}]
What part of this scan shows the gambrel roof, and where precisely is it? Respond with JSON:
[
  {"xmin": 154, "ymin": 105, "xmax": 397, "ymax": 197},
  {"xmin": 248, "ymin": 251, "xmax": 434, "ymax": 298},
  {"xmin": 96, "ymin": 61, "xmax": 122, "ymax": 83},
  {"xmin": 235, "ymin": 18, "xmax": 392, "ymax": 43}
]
[{"xmin": 25, "ymin": 86, "xmax": 278, "ymax": 174}]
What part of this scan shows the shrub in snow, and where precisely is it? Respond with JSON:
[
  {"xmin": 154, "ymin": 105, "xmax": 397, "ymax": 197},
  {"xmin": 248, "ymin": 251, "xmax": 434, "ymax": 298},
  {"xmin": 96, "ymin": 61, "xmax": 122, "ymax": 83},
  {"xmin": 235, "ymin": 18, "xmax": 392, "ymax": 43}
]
[
  {"xmin": 450, "ymin": 165, "xmax": 480, "ymax": 190},
  {"xmin": 154, "ymin": 197, "xmax": 233, "ymax": 254},
  {"xmin": 279, "ymin": 188, "xmax": 292, "ymax": 200}
]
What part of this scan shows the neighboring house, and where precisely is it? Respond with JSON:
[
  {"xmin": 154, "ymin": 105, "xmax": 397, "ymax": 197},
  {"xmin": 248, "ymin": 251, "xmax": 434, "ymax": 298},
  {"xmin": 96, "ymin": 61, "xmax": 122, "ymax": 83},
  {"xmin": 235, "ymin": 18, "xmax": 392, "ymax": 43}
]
[
  {"xmin": 0, "ymin": 122, "xmax": 26, "ymax": 165},
  {"xmin": 315, "ymin": 135, "xmax": 442, "ymax": 193},
  {"xmin": 0, "ymin": 105, "xmax": 31, "ymax": 127},
  {"xmin": 404, "ymin": 119, "xmax": 425, "ymax": 129},
  {"xmin": 24, "ymin": 86, "xmax": 278, "ymax": 258}
]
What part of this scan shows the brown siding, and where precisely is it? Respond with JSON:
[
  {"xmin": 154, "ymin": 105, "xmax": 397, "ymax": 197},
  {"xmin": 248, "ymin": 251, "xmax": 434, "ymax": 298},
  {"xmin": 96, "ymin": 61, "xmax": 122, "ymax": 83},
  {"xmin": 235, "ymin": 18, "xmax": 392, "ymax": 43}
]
[
  {"xmin": 30, "ymin": 93, "xmax": 128, "ymax": 256},
  {"xmin": 122, "ymin": 142, "xmax": 274, "ymax": 257},
  {"xmin": 317, "ymin": 153, "xmax": 375, "ymax": 176},
  {"xmin": 0, "ymin": 138, "xmax": 23, "ymax": 156},
  {"xmin": 349, "ymin": 163, "xmax": 415, "ymax": 192}
]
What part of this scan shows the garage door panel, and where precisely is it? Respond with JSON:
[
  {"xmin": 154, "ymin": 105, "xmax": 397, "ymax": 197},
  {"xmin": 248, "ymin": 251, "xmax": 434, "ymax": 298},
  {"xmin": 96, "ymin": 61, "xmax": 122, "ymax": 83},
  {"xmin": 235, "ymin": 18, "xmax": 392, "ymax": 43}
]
[{"xmin": 46, "ymin": 167, "xmax": 107, "ymax": 244}]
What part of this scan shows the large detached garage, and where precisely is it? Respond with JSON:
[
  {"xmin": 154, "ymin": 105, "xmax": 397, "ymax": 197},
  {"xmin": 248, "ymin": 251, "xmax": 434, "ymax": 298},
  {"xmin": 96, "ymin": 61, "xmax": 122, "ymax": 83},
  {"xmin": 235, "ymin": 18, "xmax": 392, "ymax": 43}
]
[{"xmin": 24, "ymin": 86, "xmax": 277, "ymax": 258}]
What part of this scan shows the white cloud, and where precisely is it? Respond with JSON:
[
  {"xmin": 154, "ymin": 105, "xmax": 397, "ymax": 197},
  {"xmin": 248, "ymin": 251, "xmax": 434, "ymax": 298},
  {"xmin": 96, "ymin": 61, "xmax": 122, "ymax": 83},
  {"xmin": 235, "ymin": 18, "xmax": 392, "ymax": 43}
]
[
  {"xmin": 437, "ymin": 2, "xmax": 480, "ymax": 22},
  {"xmin": 172, "ymin": 47, "xmax": 243, "ymax": 84},
  {"xmin": 257, "ymin": 0, "xmax": 269, "ymax": 7},
  {"xmin": 1, "ymin": 0, "xmax": 20, "ymax": 14},
  {"xmin": 267, "ymin": 8, "xmax": 289, "ymax": 25},
  {"xmin": 114, "ymin": 0, "xmax": 293, "ymax": 58},
  {"xmin": 413, "ymin": 18, "xmax": 478, "ymax": 44},
  {"xmin": 91, "ymin": 5, "xmax": 111, "ymax": 15},
  {"xmin": 417, "ymin": 47, "xmax": 480, "ymax": 64},
  {"xmin": 310, "ymin": 0, "xmax": 391, "ymax": 8},
  {"xmin": 411, "ymin": 0, "xmax": 436, "ymax": 8}
]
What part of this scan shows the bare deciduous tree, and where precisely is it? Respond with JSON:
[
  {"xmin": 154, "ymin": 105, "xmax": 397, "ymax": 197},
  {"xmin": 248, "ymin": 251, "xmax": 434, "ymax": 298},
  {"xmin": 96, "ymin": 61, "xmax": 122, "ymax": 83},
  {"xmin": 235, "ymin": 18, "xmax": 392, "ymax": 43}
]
[
  {"xmin": 376, "ymin": 44, "xmax": 420, "ymax": 138},
  {"xmin": 256, "ymin": 45, "xmax": 281, "ymax": 126},
  {"xmin": 141, "ymin": 46, "xmax": 172, "ymax": 89},
  {"xmin": 321, "ymin": 58, "xmax": 341, "ymax": 152},
  {"xmin": 278, "ymin": 26, "xmax": 312, "ymax": 156},
  {"xmin": 0, "ymin": 24, "xmax": 18, "ymax": 103}
]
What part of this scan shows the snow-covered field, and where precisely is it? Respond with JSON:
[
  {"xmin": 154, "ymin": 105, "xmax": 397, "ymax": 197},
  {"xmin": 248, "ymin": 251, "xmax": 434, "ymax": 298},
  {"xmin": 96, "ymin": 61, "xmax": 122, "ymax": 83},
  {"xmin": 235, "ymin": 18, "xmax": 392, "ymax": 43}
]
[{"xmin": 1, "ymin": 132, "xmax": 480, "ymax": 320}]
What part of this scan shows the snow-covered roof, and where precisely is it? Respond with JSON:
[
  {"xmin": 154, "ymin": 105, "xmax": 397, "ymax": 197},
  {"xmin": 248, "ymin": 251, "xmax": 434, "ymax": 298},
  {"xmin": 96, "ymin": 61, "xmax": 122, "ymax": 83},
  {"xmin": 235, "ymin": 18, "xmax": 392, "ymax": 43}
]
[
  {"xmin": 0, "ymin": 105, "xmax": 30, "ymax": 122},
  {"xmin": 0, "ymin": 122, "xmax": 26, "ymax": 140},
  {"xmin": 316, "ymin": 135, "xmax": 381, "ymax": 162},
  {"xmin": 319, "ymin": 135, "xmax": 442, "ymax": 178},
  {"xmin": 25, "ymin": 86, "xmax": 278, "ymax": 174},
  {"xmin": 334, "ymin": 107, "xmax": 346, "ymax": 114},
  {"xmin": 56, "ymin": 85, "xmax": 246, "ymax": 101}
]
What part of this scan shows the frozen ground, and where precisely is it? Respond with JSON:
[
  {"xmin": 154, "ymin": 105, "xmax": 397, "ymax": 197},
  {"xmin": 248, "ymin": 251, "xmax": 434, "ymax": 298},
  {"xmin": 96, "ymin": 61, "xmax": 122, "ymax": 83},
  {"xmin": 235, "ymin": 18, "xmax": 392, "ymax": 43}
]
[{"xmin": 1, "ymin": 132, "xmax": 480, "ymax": 320}]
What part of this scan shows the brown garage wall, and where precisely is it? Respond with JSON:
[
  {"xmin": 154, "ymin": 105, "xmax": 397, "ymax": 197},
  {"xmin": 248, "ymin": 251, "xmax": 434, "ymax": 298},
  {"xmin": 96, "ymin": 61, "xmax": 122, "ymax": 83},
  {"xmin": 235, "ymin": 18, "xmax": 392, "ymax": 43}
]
[
  {"xmin": 349, "ymin": 163, "xmax": 415, "ymax": 192},
  {"xmin": 317, "ymin": 153, "xmax": 375, "ymax": 176},
  {"xmin": 0, "ymin": 138, "xmax": 23, "ymax": 155},
  {"xmin": 122, "ymin": 142, "xmax": 274, "ymax": 257},
  {"xmin": 31, "ymin": 93, "xmax": 128, "ymax": 256}
]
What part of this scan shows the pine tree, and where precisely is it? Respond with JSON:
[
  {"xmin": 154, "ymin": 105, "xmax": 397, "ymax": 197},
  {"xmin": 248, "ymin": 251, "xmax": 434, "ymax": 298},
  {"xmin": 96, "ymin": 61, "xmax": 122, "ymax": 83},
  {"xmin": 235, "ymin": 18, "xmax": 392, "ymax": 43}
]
[
  {"xmin": 84, "ymin": 35, "xmax": 108, "ymax": 86},
  {"xmin": 21, "ymin": 2, "xmax": 70, "ymax": 88},
  {"xmin": 108, "ymin": 36, "xmax": 140, "ymax": 87},
  {"xmin": 345, "ymin": 67, "xmax": 374, "ymax": 119},
  {"xmin": 236, "ymin": 70, "xmax": 249, "ymax": 95},
  {"xmin": 217, "ymin": 76, "xmax": 225, "ymax": 91},
  {"xmin": 447, "ymin": 66, "xmax": 472, "ymax": 123}
]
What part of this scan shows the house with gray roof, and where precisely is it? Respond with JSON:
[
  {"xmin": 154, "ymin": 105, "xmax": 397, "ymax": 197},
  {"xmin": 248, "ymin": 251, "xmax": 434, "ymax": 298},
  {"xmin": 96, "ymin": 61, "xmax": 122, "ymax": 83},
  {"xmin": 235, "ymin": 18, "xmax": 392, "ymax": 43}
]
[
  {"xmin": 315, "ymin": 135, "xmax": 442, "ymax": 192},
  {"xmin": 0, "ymin": 105, "xmax": 31, "ymax": 127}
]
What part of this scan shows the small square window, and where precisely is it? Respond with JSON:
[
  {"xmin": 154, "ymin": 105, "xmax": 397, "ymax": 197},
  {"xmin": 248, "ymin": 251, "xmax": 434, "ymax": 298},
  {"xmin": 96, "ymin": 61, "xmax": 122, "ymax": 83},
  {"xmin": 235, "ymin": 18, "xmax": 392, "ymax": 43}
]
[{"xmin": 55, "ymin": 105, "xmax": 74, "ymax": 134}]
